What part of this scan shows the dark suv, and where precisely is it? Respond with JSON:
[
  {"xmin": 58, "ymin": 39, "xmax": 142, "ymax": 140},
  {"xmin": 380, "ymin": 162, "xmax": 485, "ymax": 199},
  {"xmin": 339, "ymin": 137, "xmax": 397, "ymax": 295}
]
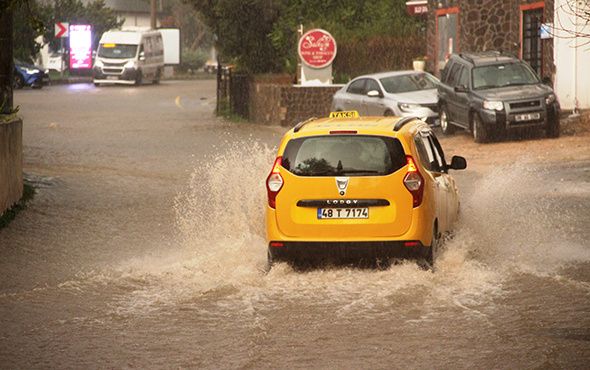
[{"xmin": 437, "ymin": 52, "xmax": 560, "ymax": 143}]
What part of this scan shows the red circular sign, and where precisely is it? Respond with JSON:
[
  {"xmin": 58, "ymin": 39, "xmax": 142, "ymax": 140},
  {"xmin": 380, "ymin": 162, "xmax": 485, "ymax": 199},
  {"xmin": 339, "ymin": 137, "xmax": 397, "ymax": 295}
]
[{"xmin": 298, "ymin": 29, "xmax": 337, "ymax": 69}]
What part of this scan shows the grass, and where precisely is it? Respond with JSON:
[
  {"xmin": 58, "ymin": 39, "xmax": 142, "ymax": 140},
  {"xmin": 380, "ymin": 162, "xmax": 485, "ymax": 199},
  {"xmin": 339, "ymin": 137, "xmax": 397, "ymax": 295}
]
[{"xmin": 0, "ymin": 184, "xmax": 36, "ymax": 229}]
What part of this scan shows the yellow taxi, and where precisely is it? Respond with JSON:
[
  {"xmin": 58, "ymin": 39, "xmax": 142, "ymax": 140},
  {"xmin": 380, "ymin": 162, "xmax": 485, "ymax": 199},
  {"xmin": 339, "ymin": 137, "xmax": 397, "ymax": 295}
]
[{"xmin": 266, "ymin": 111, "xmax": 467, "ymax": 268}]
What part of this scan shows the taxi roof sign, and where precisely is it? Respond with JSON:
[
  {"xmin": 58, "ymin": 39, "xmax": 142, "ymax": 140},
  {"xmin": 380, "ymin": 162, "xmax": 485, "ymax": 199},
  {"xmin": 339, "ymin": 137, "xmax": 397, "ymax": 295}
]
[{"xmin": 330, "ymin": 111, "xmax": 359, "ymax": 118}]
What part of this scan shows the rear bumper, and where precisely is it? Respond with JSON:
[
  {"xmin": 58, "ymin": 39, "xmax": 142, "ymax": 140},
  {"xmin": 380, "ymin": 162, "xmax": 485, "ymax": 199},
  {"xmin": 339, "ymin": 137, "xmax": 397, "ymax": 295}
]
[{"xmin": 268, "ymin": 240, "xmax": 430, "ymax": 265}]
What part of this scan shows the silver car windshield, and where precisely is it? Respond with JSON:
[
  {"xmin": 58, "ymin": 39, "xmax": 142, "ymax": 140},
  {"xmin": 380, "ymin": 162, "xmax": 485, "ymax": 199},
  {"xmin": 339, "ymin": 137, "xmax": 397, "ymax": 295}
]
[
  {"xmin": 380, "ymin": 73, "xmax": 439, "ymax": 94},
  {"xmin": 472, "ymin": 63, "xmax": 540, "ymax": 90}
]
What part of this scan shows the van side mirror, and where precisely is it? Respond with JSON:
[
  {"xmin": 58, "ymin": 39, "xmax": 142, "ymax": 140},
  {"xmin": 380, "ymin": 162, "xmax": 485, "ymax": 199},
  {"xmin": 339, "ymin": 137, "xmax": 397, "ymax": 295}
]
[
  {"xmin": 139, "ymin": 51, "xmax": 146, "ymax": 61},
  {"xmin": 449, "ymin": 155, "xmax": 467, "ymax": 170}
]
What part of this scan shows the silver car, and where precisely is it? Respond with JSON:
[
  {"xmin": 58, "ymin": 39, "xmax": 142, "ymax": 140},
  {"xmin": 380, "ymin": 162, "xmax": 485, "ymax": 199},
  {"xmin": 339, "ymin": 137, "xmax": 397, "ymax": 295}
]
[{"xmin": 331, "ymin": 70, "xmax": 440, "ymax": 125}]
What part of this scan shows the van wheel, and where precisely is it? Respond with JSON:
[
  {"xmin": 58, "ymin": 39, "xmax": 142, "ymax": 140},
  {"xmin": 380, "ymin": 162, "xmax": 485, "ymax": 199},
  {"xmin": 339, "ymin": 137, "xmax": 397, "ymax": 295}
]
[
  {"xmin": 439, "ymin": 105, "xmax": 455, "ymax": 135},
  {"xmin": 153, "ymin": 68, "xmax": 161, "ymax": 84},
  {"xmin": 472, "ymin": 113, "xmax": 490, "ymax": 143},
  {"xmin": 135, "ymin": 70, "xmax": 143, "ymax": 86}
]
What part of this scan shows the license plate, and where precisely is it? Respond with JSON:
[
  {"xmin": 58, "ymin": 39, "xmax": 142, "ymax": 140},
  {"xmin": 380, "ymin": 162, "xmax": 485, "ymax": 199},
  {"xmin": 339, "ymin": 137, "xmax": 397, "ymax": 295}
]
[
  {"xmin": 317, "ymin": 208, "xmax": 369, "ymax": 219},
  {"xmin": 515, "ymin": 113, "xmax": 540, "ymax": 121},
  {"xmin": 106, "ymin": 75, "xmax": 119, "ymax": 80}
]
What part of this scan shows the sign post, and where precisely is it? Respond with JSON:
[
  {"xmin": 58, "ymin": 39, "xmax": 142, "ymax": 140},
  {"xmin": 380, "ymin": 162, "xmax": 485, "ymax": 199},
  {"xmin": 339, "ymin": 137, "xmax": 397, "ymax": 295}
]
[
  {"xmin": 55, "ymin": 22, "xmax": 69, "ymax": 77},
  {"xmin": 297, "ymin": 29, "xmax": 337, "ymax": 85}
]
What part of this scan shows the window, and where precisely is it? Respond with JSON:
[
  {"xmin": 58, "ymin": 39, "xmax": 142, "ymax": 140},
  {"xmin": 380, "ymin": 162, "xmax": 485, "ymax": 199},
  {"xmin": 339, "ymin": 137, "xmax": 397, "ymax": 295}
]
[
  {"xmin": 282, "ymin": 135, "xmax": 406, "ymax": 177},
  {"xmin": 457, "ymin": 67, "xmax": 469, "ymax": 88},
  {"xmin": 347, "ymin": 79, "xmax": 366, "ymax": 95},
  {"xmin": 365, "ymin": 78, "xmax": 381, "ymax": 94}
]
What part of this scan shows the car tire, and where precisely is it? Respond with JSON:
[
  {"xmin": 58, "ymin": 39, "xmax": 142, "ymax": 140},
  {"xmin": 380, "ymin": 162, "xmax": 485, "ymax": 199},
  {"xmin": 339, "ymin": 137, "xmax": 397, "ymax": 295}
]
[
  {"xmin": 472, "ymin": 113, "xmax": 490, "ymax": 143},
  {"xmin": 13, "ymin": 74, "xmax": 24, "ymax": 89},
  {"xmin": 94, "ymin": 82, "xmax": 101, "ymax": 87},
  {"xmin": 425, "ymin": 225, "xmax": 439, "ymax": 269},
  {"xmin": 546, "ymin": 117, "xmax": 560, "ymax": 138},
  {"xmin": 439, "ymin": 105, "xmax": 456, "ymax": 135}
]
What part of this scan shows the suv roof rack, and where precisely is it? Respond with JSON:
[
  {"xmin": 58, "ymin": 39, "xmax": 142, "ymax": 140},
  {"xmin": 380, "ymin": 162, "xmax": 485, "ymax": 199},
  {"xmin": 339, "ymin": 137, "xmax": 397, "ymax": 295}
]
[
  {"xmin": 393, "ymin": 116, "xmax": 418, "ymax": 131},
  {"xmin": 293, "ymin": 117, "xmax": 317, "ymax": 133},
  {"xmin": 459, "ymin": 51, "xmax": 517, "ymax": 66}
]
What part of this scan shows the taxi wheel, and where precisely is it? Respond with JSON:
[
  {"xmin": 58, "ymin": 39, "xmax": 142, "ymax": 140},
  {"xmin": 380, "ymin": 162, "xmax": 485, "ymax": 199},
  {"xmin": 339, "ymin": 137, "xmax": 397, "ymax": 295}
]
[{"xmin": 426, "ymin": 226, "xmax": 439, "ymax": 268}]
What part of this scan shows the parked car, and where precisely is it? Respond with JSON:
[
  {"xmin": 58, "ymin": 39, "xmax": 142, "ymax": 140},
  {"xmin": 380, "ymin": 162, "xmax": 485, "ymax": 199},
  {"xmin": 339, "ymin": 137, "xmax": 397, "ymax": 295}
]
[
  {"xmin": 13, "ymin": 58, "xmax": 50, "ymax": 89},
  {"xmin": 265, "ymin": 111, "xmax": 467, "ymax": 269},
  {"xmin": 331, "ymin": 71, "xmax": 440, "ymax": 125},
  {"xmin": 437, "ymin": 52, "xmax": 560, "ymax": 143}
]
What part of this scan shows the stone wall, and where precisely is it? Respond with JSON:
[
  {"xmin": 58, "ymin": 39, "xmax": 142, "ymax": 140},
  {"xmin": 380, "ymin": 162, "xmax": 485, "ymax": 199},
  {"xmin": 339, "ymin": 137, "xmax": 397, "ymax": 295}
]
[
  {"xmin": 1, "ymin": 118, "xmax": 23, "ymax": 216},
  {"xmin": 249, "ymin": 83, "xmax": 342, "ymax": 127},
  {"xmin": 426, "ymin": 0, "xmax": 555, "ymax": 79}
]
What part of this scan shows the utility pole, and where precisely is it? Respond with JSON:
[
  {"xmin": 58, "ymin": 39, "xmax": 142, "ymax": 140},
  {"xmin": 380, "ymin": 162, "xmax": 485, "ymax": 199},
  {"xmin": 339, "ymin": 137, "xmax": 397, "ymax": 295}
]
[{"xmin": 150, "ymin": 0, "xmax": 157, "ymax": 29}]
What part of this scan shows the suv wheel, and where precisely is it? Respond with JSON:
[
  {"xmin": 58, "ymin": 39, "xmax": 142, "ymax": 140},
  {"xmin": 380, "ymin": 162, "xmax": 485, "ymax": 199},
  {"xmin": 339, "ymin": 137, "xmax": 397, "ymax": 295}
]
[
  {"xmin": 546, "ymin": 116, "xmax": 560, "ymax": 138},
  {"xmin": 472, "ymin": 113, "xmax": 490, "ymax": 143},
  {"xmin": 439, "ymin": 105, "xmax": 455, "ymax": 135}
]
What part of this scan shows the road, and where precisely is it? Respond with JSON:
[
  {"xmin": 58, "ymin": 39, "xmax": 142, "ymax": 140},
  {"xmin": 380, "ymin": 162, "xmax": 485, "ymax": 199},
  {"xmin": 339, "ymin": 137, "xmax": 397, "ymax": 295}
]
[{"xmin": 1, "ymin": 80, "xmax": 589, "ymax": 368}]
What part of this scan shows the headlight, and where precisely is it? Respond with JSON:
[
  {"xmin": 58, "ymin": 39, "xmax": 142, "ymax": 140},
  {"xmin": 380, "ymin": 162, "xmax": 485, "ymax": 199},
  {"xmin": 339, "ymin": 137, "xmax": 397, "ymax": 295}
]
[
  {"xmin": 399, "ymin": 103, "xmax": 421, "ymax": 112},
  {"xmin": 25, "ymin": 68, "xmax": 39, "ymax": 74},
  {"xmin": 95, "ymin": 60, "xmax": 104, "ymax": 67},
  {"xmin": 483, "ymin": 100, "xmax": 504, "ymax": 111},
  {"xmin": 124, "ymin": 60, "xmax": 135, "ymax": 68},
  {"xmin": 545, "ymin": 94, "xmax": 556, "ymax": 105}
]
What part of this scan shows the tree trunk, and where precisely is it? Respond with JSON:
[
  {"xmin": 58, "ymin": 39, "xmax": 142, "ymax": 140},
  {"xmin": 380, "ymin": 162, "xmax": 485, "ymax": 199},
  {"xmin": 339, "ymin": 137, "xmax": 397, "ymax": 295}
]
[{"xmin": 0, "ymin": 6, "xmax": 14, "ymax": 114}]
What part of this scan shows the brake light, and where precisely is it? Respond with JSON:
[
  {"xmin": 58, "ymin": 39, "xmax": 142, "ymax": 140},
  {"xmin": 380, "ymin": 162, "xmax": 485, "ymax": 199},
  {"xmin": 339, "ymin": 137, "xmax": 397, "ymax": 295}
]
[
  {"xmin": 403, "ymin": 156, "xmax": 424, "ymax": 207},
  {"xmin": 266, "ymin": 157, "xmax": 284, "ymax": 209},
  {"xmin": 330, "ymin": 130, "xmax": 358, "ymax": 135}
]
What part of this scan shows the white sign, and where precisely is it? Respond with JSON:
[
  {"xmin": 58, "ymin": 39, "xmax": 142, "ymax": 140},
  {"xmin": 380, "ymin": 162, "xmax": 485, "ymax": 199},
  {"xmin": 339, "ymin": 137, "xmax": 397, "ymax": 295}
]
[{"xmin": 55, "ymin": 22, "xmax": 69, "ymax": 38}]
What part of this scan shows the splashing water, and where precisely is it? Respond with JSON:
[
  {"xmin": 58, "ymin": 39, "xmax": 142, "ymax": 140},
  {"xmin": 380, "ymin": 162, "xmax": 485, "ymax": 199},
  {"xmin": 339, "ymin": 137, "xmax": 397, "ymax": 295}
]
[{"xmin": 108, "ymin": 147, "xmax": 589, "ymax": 316}]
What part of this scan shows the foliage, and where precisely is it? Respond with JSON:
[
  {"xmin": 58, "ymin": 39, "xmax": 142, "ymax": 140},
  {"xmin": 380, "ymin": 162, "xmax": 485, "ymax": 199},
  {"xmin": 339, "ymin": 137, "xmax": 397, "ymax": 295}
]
[
  {"xmin": 186, "ymin": 0, "xmax": 425, "ymax": 76},
  {"xmin": 159, "ymin": 0, "xmax": 213, "ymax": 51},
  {"xmin": 40, "ymin": 0, "xmax": 123, "ymax": 53},
  {"xmin": 177, "ymin": 48, "xmax": 209, "ymax": 73},
  {"xmin": 12, "ymin": 0, "xmax": 44, "ymax": 63},
  {"xmin": 186, "ymin": 0, "xmax": 283, "ymax": 74}
]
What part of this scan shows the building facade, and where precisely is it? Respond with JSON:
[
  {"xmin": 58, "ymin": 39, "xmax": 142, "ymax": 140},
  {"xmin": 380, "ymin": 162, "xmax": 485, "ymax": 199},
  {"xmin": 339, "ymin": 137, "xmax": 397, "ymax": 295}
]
[{"xmin": 425, "ymin": 0, "xmax": 556, "ymax": 83}]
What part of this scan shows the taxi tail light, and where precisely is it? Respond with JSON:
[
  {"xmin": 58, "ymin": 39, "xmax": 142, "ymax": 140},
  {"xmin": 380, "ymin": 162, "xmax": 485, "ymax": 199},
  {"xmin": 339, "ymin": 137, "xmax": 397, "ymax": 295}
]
[
  {"xmin": 403, "ymin": 156, "xmax": 424, "ymax": 208},
  {"xmin": 266, "ymin": 157, "xmax": 284, "ymax": 209}
]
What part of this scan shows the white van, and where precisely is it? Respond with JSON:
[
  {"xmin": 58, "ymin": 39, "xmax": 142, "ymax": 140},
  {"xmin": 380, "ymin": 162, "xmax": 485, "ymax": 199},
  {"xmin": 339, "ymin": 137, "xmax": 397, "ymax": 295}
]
[{"xmin": 93, "ymin": 27, "xmax": 164, "ymax": 86}]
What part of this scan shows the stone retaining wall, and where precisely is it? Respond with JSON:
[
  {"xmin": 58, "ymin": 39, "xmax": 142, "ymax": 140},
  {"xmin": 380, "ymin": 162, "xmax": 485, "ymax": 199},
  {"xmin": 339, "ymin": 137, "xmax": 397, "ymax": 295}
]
[
  {"xmin": 1, "ymin": 118, "xmax": 23, "ymax": 216},
  {"xmin": 249, "ymin": 83, "xmax": 342, "ymax": 127}
]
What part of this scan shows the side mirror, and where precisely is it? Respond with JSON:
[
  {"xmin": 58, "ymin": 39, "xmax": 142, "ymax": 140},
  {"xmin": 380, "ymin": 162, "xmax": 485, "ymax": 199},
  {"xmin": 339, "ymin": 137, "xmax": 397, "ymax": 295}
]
[
  {"xmin": 367, "ymin": 90, "xmax": 382, "ymax": 98},
  {"xmin": 449, "ymin": 155, "xmax": 467, "ymax": 170},
  {"xmin": 454, "ymin": 85, "xmax": 468, "ymax": 93},
  {"xmin": 139, "ymin": 51, "xmax": 146, "ymax": 61}
]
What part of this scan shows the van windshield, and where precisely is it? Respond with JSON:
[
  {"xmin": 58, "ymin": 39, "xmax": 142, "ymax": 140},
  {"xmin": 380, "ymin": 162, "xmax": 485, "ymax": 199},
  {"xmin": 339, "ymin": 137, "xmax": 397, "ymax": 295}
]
[
  {"xmin": 281, "ymin": 135, "xmax": 406, "ymax": 177},
  {"xmin": 98, "ymin": 44, "xmax": 138, "ymax": 59}
]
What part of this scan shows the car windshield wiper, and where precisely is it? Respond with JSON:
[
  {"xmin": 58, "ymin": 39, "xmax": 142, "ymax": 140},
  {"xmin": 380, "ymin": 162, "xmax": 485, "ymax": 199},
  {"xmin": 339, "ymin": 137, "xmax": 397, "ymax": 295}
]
[{"xmin": 502, "ymin": 82, "xmax": 532, "ymax": 87}]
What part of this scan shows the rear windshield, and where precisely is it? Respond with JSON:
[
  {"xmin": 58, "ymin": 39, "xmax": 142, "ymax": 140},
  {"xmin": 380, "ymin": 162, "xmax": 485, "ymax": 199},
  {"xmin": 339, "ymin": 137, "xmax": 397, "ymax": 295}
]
[{"xmin": 281, "ymin": 135, "xmax": 406, "ymax": 177}]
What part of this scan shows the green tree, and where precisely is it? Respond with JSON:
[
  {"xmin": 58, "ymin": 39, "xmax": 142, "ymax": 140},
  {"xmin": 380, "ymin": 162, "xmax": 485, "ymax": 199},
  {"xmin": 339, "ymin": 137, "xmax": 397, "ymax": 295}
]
[
  {"xmin": 186, "ymin": 0, "xmax": 425, "ymax": 76},
  {"xmin": 40, "ymin": 0, "xmax": 123, "ymax": 54}
]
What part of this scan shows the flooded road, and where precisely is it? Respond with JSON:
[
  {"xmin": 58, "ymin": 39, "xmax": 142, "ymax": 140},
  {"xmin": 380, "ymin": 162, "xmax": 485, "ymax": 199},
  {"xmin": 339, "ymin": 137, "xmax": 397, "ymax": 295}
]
[{"xmin": 2, "ymin": 80, "xmax": 589, "ymax": 368}]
